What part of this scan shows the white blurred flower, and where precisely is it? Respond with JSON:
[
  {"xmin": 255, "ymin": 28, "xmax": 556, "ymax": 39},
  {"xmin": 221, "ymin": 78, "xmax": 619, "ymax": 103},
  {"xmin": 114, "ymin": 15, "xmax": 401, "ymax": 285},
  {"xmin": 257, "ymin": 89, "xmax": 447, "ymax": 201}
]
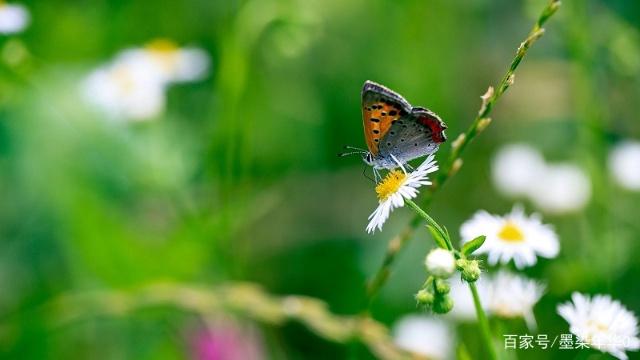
[
  {"xmin": 529, "ymin": 163, "xmax": 591, "ymax": 214},
  {"xmin": 425, "ymin": 249, "xmax": 456, "ymax": 278},
  {"xmin": 366, "ymin": 155, "xmax": 438, "ymax": 233},
  {"xmin": 447, "ymin": 277, "xmax": 488, "ymax": 322},
  {"xmin": 492, "ymin": 144, "xmax": 546, "ymax": 197},
  {"xmin": 491, "ymin": 144, "xmax": 592, "ymax": 214},
  {"xmin": 392, "ymin": 315, "xmax": 454, "ymax": 360},
  {"xmin": 82, "ymin": 39, "xmax": 210, "ymax": 121},
  {"xmin": 83, "ymin": 59, "xmax": 166, "ymax": 121},
  {"xmin": 558, "ymin": 292, "xmax": 640, "ymax": 360},
  {"xmin": 117, "ymin": 39, "xmax": 210, "ymax": 84},
  {"xmin": 0, "ymin": 2, "xmax": 29, "ymax": 34},
  {"xmin": 460, "ymin": 205, "xmax": 559, "ymax": 269},
  {"xmin": 609, "ymin": 141, "xmax": 640, "ymax": 191},
  {"xmin": 486, "ymin": 271, "xmax": 545, "ymax": 330}
]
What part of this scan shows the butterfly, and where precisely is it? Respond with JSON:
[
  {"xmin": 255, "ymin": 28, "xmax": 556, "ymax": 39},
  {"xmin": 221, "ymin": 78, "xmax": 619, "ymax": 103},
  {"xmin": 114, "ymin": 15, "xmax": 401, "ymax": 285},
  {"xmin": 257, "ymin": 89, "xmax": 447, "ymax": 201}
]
[{"xmin": 341, "ymin": 80, "xmax": 447, "ymax": 180}]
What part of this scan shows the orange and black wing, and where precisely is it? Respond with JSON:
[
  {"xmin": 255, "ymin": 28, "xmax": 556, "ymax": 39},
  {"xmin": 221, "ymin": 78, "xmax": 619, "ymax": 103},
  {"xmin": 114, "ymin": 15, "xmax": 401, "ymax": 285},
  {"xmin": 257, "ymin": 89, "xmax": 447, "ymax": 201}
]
[{"xmin": 361, "ymin": 81, "xmax": 413, "ymax": 156}]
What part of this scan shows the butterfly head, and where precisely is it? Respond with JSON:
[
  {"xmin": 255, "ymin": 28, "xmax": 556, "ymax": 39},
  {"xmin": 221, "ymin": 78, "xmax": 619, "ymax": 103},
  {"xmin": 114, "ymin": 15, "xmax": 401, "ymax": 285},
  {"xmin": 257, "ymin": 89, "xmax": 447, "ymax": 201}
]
[{"xmin": 363, "ymin": 152, "xmax": 375, "ymax": 166}]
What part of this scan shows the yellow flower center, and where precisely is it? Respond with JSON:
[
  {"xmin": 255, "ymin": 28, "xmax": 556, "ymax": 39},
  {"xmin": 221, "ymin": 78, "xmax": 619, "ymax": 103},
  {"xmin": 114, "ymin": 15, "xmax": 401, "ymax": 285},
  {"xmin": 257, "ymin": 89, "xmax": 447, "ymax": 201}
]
[
  {"xmin": 145, "ymin": 39, "xmax": 179, "ymax": 53},
  {"xmin": 587, "ymin": 320, "xmax": 609, "ymax": 332},
  {"xmin": 498, "ymin": 221, "xmax": 525, "ymax": 242},
  {"xmin": 375, "ymin": 170, "xmax": 406, "ymax": 201},
  {"xmin": 112, "ymin": 67, "xmax": 135, "ymax": 93}
]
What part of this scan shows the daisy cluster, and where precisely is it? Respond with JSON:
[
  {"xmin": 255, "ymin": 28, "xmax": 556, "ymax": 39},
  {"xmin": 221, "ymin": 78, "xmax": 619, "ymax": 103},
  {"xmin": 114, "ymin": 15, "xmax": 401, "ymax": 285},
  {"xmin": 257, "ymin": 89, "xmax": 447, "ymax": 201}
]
[
  {"xmin": 366, "ymin": 151, "xmax": 639, "ymax": 360},
  {"xmin": 82, "ymin": 39, "xmax": 210, "ymax": 121},
  {"xmin": 492, "ymin": 143, "xmax": 591, "ymax": 214}
]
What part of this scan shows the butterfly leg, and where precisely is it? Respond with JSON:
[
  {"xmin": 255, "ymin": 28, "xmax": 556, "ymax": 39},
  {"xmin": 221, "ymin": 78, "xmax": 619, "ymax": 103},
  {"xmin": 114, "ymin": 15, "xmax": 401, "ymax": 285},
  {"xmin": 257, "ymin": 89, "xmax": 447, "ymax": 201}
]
[
  {"xmin": 405, "ymin": 163, "xmax": 414, "ymax": 172},
  {"xmin": 373, "ymin": 168, "xmax": 382, "ymax": 183}
]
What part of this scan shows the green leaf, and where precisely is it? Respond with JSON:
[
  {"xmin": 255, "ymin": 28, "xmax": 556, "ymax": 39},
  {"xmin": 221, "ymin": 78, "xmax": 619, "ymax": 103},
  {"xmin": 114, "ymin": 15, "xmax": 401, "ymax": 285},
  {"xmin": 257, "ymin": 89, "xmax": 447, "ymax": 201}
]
[
  {"xmin": 427, "ymin": 225, "xmax": 448, "ymax": 249},
  {"xmin": 462, "ymin": 235, "xmax": 486, "ymax": 256}
]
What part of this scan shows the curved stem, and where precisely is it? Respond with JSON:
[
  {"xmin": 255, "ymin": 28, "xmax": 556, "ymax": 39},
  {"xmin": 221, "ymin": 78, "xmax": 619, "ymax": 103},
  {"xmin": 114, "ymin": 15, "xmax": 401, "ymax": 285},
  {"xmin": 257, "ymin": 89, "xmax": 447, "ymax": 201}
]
[
  {"xmin": 406, "ymin": 199, "xmax": 497, "ymax": 359},
  {"xmin": 364, "ymin": 0, "xmax": 561, "ymax": 304}
]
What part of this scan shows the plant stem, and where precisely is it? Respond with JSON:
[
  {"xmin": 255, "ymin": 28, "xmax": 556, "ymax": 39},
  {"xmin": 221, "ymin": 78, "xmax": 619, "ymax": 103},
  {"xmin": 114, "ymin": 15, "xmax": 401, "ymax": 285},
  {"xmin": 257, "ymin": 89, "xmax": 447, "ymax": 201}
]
[
  {"xmin": 469, "ymin": 282, "xmax": 497, "ymax": 360},
  {"xmin": 405, "ymin": 199, "xmax": 451, "ymax": 249},
  {"xmin": 407, "ymin": 198, "xmax": 498, "ymax": 360},
  {"xmin": 365, "ymin": 0, "xmax": 561, "ymax": 303}
]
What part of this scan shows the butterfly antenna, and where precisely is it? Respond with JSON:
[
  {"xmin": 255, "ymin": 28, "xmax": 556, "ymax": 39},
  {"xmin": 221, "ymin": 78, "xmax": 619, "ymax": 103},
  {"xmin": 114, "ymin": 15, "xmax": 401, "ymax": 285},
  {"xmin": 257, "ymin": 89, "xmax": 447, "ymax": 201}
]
[
  {"xmin": 343, "ymin": 145, "xmax": 367, "ymax": 152},
  {"xmin": 338, "ymin": 151, "xmax": 365, "ymax": 157}
]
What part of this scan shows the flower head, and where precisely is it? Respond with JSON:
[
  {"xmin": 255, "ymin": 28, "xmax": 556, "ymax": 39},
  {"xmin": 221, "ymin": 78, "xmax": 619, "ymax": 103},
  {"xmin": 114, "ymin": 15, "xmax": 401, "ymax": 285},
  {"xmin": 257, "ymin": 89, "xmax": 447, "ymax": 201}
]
[
  {"xmin": 529, "ymin": 163, "xmax": 591, "ymax": 214},
  {"xmin": 558, "ymin": 292, "xmax": 640, "ymax": 360},
  {"xmin": 492, "ymin": 144, "xmax": 546, "ymax": 197},
  {"xmin": 366, "ymin": 155, "xmax": 438, "ymax": 233},
  {"xmin": 425, "ymin": 248, "xmax": 456, "ymax": 278},
  {"xmin": 83, "ymin": 58, "xmax": 166, "ymax": 121},
  {"xmin": 460, "ymin": 205, "xmax": 559, "ymax": 269},
  {"xmin": 609, "ymin": 141, "xmax": 640, "ymax": 191},
  {"xmin": 117, "ymin": 39, "xmax": 210, "ymax": 84},
  {"xmin": 392, "ymin": 315, "xmax": 454, "ymax": 360},
  {"xmin": 491, "ymin": 144, "xmax": 591, "ymax": 214},
  {"xmin": 486, "ymin": 271, "xmax": 545, "ymax": 330},
  {"xmin": 0, "ymin": 2, "xmax": 29, "ymax": 34},
  {"xmin": 82, "ymin": 40, "xmax": 210, "ymax": 121}
]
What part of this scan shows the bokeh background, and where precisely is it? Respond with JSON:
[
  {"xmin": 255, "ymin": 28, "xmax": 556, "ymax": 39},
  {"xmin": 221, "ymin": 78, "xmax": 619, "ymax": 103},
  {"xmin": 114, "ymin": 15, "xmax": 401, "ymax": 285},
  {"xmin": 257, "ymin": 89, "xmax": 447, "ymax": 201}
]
[{"xmin": 1, "ymin": 0, "xmax": 639, "ymax": 359}]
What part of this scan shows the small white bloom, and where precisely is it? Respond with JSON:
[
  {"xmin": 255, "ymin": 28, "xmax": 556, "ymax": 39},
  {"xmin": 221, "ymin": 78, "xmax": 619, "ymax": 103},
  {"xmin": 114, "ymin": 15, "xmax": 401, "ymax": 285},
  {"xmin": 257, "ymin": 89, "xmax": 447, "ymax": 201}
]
[
  {"xmin": 485, "ymin": 271, "xmax": 545, "ymax": 330},
  {"xmin": 609, "ymin": 141, "xmax": 640, "ymax": 191},
  {"xmin": 392, "ymin": 315, "xmax": 454, "ymax": 360},
  {"xmin": 529, "ymin": 163, "xmax": 591, "ymax": 214},
  {"xmin": 82, "ymin": 58, "xmax": 166, "ymax": 121},
  {"xmin": 117, "ymin": 39, "xmax": 210, "ymax": 84},
  {"xmin": 82, "ymin": 40, "xmax": 210, "ymax": 121},
  {"xmin": 0, "ymin": 2, "xmax": 29, "ymax": 34},
  {"xmin": 425, "ymin": 248, "xmax": 456, "ymax": 278},
  {"xmin": 460, "ymin": 205, "xmax": 559, "ymax": 269},
  {"xmin": 366, "ymin": 155, "xmax": 438, "ymax": 233},
  {"xmin": 558, "ymin": 292, "xmax": 640, "ymax": 360},
  {"xmin": 447, "ymin": 277, "xmax": 488, "ymax": 322},
  {"xmin": 492, "ymin": 144, "xmax": 546, "ymax": 197},
  {"xmin": 491, "ymin": 144, "xmax": 592, "ymax": 214}
]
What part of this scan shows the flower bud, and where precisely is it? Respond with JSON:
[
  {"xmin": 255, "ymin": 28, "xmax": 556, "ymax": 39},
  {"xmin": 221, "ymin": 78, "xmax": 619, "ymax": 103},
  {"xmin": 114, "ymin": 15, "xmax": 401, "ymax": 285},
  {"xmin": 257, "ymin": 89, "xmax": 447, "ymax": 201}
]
[
  {"xmin": 457, "ymin": 259, "xmax": 481, "ymax": 282},
  {"xmin": 434, "ymin": 279, "xmax": 450, "ymax": 294},
  {"xmin": 425, "ymin": 249, "xmax": 456, "ymax": 278},
  {"xmin": 415, "ymin": 289, "xmax": 434, "ymax": 305},
  {"xmin": 432, "ymin": 294, "xmax": 454, "ymax": 314}
]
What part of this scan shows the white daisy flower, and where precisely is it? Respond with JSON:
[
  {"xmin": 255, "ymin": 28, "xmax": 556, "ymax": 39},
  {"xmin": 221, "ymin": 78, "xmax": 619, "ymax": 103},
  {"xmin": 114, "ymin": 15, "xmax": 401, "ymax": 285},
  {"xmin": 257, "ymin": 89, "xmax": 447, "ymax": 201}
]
[
  {"xmin": 447, "ymin": 277, "xmax": 488, "ymax": 322},
  {"xmin": 366, "ymin": 155, "xmax": 438, "ymax": 233},
  {"xmin": 491, "ymin": 144, "xmax": 546, "ymax": 197},
  {"xmin": 116, "ymin": 39, "xmax": 210, "ymax": 85},
  {"xmin": 0, "ymin": 2, "xmax": 29, "ymax": 34},
  {"xmin": 491, "ymin": 144, "xmax": 592, "ymax": 214},
  {"xmin": 529, "ymin": 163, "xmax": 591, "ymax": 214},
  {"xmin": 82, "ymin": 40, "xmax": 210, "ymax": 121},
  {"xmin": 460, "ymin": 205, "xmax": 559, "ymax": 269},
  {"xmin": 609, "ymin": 141, "xmax": 640, "ymax": 191},
  {"xmin": 485, "ymin": 271, "xmax": 545, "ymax": 330},
  {"xmin": 558, "ymin": 292, "xmax": 640, "ymax": 360},
  {"xmin": 392, "ymin": 315, "xmax": 454, "ymax": 360},
  {"xmin": 82, "ymin": 57, "xmax": 166, "ymax": 121},
  {"xmin": 425, "ymin": 248, "xmax": 456, "ymax": 278}
]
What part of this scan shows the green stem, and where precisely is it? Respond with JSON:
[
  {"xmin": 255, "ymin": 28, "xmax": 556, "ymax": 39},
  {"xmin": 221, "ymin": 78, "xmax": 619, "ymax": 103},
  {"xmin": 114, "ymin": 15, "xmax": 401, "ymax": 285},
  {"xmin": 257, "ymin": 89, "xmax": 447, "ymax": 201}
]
[
  {"xmin": 405, "ymin": 199, "xmax": 451, "ymax": 249},
  {"xmin": 407, "ymin": 198, "xmax": 497, "ymax": 360},
  {"xmin": 364, "ymin": 0, "xmax": 561, "ymax": 303},
  {"xmin": 469, "ymin": 282, "xmax": 497, "ymax": 360}
]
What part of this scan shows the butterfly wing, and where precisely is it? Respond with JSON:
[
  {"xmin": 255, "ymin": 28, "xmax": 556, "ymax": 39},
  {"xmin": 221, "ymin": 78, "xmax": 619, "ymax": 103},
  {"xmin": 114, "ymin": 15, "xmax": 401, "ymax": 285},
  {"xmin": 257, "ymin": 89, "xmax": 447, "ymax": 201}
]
[
  {"xmin": 361, "ymin": 81, "xmax": 412, "ymax": 155},
  {"xmin": 378, "ymin": 107, "xmax": 447, "ymax": 165}
]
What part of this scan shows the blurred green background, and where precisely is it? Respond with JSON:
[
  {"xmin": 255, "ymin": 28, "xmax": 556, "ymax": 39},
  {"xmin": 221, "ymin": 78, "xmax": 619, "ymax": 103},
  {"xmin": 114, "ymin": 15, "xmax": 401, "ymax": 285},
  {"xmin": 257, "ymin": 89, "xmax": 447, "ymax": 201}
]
[{"xmin": 1, "ymin": 0, "xmax": 639, "ymax": 359}]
